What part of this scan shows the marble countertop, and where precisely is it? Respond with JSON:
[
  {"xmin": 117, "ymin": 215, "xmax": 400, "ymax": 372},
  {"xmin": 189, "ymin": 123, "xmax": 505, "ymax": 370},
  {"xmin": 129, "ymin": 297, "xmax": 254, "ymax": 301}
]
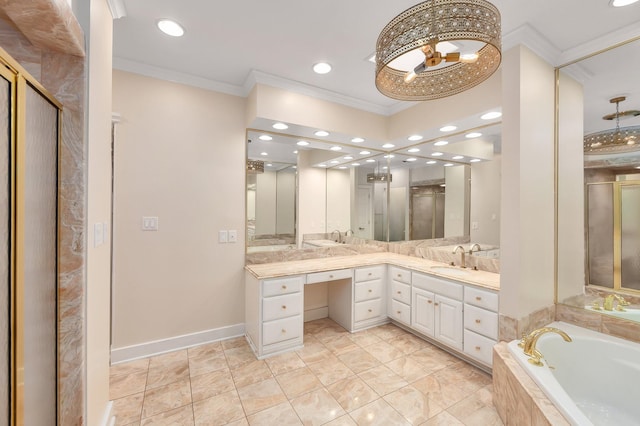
[{"xmin": 246, "ymin": 252, "xmax": 500, "ymax": 291}]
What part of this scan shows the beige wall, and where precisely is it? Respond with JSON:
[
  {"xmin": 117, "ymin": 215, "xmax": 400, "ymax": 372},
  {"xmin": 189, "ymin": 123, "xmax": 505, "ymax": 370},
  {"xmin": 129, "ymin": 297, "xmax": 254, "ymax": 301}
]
[
  {"xmin": 297, "ymin": 150, "xmax": 327, "ymax": 243},
  {"xmin": 326, "ymin": 169, "xmax": 351, "ymax": 232},
  {"xmin": 470, "ymin": 154, "xmax": 502, "ymax": 246},
  {"xmin": 500, "ymin": 46, "xmax": 556, "ymax": 319},
  {"xmin": 444, "ymin": 165, "xmax": 471, "ymax": 237},
  {"xmin": 85, "ymin": 0, "xmax": 113, "ymax": 422},
  {"xmin": 111, "ymin": 70, "xmax": 246, "ymax": 348}
]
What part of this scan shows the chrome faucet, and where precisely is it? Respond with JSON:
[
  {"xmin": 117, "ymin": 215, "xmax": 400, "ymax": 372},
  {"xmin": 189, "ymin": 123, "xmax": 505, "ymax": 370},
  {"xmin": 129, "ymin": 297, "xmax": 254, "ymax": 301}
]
[
  {"xmin": 522, "ymin": 327, "xmax": 572, "ymax": 366},
  {"xmin": 452, "ymin": 245, "xmax": 466, "ymax": 268},
  {"xmin": 603, "ymin": 294, "xmax": 630, "ymax": 311},
  {"xmin": 469, "ymin": 243, "xmax": 481, "ymax": 255},
  {"xmin": 330, "ymin": 229, "xmax": 342, "ymax": 243}
]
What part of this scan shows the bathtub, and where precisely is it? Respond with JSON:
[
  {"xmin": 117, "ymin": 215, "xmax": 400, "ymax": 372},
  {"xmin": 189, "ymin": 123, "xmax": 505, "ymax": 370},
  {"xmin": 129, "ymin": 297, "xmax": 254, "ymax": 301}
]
[{"xmin": 507, "ymin": 321, "xmax": 640, "ymax": 426}]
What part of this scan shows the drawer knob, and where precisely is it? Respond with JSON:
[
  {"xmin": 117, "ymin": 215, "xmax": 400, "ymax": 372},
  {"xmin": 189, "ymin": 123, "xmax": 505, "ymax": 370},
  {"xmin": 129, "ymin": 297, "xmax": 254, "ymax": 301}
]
[
  {"xmin": 368, "ymin": 309, "xmax": 372, "ymax": 313},
  {"xmin": 397, "ymin": 290, "xmax": 401, "ymax": 294},
  {"xmin": 330, "ymin": 275, "xmax": 334, "ymax": 278},
  {"xmin": 368, "ymin": 289, "xmax": 372, "ymax": 293},
  {"xmin": 397, "ymin": 274, "xmax": 401, "ymax": 278},
  {"xmin": 282, "ymin": 329, "xmax": 287, "ymax": 333},
  {"xmin": 282, "ymin": 305, "xmax": 287, "ymax": 310},
  {"xmin": 434, "ymin": 302, "xmax": 439, "ymax": 306},
  {"xmin": 427, "ymin": 300, "xmax": 433, "ymax": 304},
  {"xmin": 368, "ymin": 272, "xmax": 372, "ymax": 276},
  {"xmin": 397, "ymin": 310, "xmax": 401, "ymax": 314},
  {"xmin": 475, "ymin": 346, "xmax": 481, "ymax": 351},
  {"xmin": 282, "ymin": 285, "xmax": 287, "ymax": 290},
  {"xmin": 475, "ymin": 319, "xmax": 481, "ymax": 324},
  {"xmin": 475, "ymin": 296, "xmax": 482, "ymax": 301}
]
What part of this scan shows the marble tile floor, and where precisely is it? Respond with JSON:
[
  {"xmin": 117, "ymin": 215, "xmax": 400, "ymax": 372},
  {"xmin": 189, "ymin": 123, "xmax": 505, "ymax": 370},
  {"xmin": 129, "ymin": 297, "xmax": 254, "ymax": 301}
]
[{"xmin": 110, "ymin": 318, "xmax": 503, "ymax": 425}]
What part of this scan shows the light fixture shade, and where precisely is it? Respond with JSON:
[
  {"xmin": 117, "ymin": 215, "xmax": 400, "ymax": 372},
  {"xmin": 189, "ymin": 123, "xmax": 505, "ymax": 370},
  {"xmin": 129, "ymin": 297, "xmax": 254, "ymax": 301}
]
[
  {"xmin": 367, "ymin": 173, "xmax": 392, "ymax": 182},
  {"xmin": 376, "ymin": 0, "xmax": 501, "ymax": 101},
  {"xmin": 583, "ymin": 126, "xmax": 640, "ymax": 154},
  {"xmin": 247, "ymin": 160, "xmax": 264, "ymax": 173}
]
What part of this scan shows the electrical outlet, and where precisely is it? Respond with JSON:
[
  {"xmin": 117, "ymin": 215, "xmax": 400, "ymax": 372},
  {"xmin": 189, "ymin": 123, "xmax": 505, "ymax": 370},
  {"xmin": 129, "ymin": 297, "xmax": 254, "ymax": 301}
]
[{"xmin": 228, "ymin": 230, "xmax": 237, "ymax": 243}]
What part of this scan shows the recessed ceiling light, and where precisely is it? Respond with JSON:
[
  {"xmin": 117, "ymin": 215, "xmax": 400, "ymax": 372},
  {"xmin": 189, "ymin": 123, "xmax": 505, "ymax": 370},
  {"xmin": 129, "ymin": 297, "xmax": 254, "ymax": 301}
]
[
  {"xmin": 344, "ymin": 156, "xmax": 354, "ymax": 160},
  {"xmin": 297, "ymin": 140, "xmax": 309, "ymax": 146},
  {"xmin": 406, "ymin": 158, "xmax": 417, "ymax": 162},
  {"xmin": 267, "ymin": 163, "xmax": 273, "ymax": 167},
  {"xmin": 157, "ymin": 19, "xmax": 185, "ymax": 37},
  {"xmin": 466, "ymin": 132, "xmax": 482, "ymax": 138},
  {"xmin": 481, "ymin": 111, "xmax": 502, "ymax": 120},
  {"xmin": 440, "ymin": 125, "xmax": 457, "ymax": 132},
  {"xmin": 432, "ymin": 152, "xmax": 443, "ymax": 156},
  {"xmin": 408, "ymin": 135, "xmax": 422, "ymax": 141},
  {"xmin": 319, "ymin": 164, "xmax": 327, "ymax": 167},
  {"xmin": 260, "ymin": 152, "xmax": 268, "ymax": 156},
  {"xmin": 338, "ymin": 166, "xmax": 348, "ymax": 169},
  {"xmin": 272, "ymin": 122, "xmax": 288, "ymax": 130},
  {"xmin": 352, "ymin": 163, "xmax": 361, "ymax": 166},
  {"xmin": 330, "ymin": 146, "xmax": 342, "ymax": 151},
  {"xmin": 470, "ymin": 158, "xmax": 481, "ymax": 163},
  {"xmin": 293, "ymin": 150, "xmax": 298, "ymax": 154},
  {"xmin": 444, "ymin": 163, "xmax": 454, "ymax": 167},
  {"xmin": 382, "ymin": 143, "xmax": 395, "ymax": 149},
  {"xmin": 360, "ymin": 150, "xmax": 371, "ymax": 155},
  {"xmin": 313, "ymin": 62, "xmax": 332, "ymax": 74},
  {"xmin": 440, "ymin": 184, "xmax": 446, "ymax": 187},
  {"xmin": 434, "ymin": 140, "xmax": 449, "ymax": 146},
  {"xmin": 611, "ymin": 0, "xmax": 639, "ymax": 6},
  {"xmin": 382, "ymin": 166, "xmax": 388, "ymax": 170},
  {"xmin": 330, "ymin": 160, "xmax": 339, "ymax": 164},
  {"xmin": 352, "ymin": 137, "xmax": 365, "ymax": 143},
  {"xmin": 259, "ymin": 134, "xmax": 272, "ymax": 141},
  {"xmin": 426, "ymin": 160, "xmax": 437, "ymax": 165},
  {"xmin": 383, "ymin": 154, "xmax": 395, "ymax": 158},
  {"xmin": 366, "ymin": 159, "xmax": 376, "ymax": 163},
  {"xmin": 315, "ymin": 130, "xmax": 329, "ymax": 137},
  {"xmin": 452, "ymin": 155, "xmax": 464, "ymax": 160},
  {"xmin": 408, "ymin": 148, "xmax": 420, "ymax": 153}
]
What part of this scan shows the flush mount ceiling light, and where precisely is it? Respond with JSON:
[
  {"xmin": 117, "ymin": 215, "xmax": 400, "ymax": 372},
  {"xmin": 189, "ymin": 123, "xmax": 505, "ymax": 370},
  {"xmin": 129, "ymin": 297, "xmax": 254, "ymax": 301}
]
[
  {"xmin": 431, "ymin": 152, "xmax": 444, "ymax": 156},
  {"xmin": 360, "ymin": 150, "xmax": 371, "ymax": 155},
  {"xmin": 330, "ymin": 146, "xmax": 342, "ymax": 151},
  {"xmin": 434, "ymin": 140, "xmax": 449, "ymax": 146},
  {"xmin": 584, "ymin": 96, "xmax": 640, "ymax": 154},
  {"xmin": 408, "ymin": 134, "xmax": 423, "ymax": 141},
  {"xmin": 352, "ymin": 137, "xmax": 365, "ymax": 143},
  {"xmin": 382, "ymin": 143, "xmax": 395, "ymax": 149},
  {"xmin": 466, "ymin": 132, "xmax": 482, "ymax": 138},
  {"xmin": 315, "ymin": 130, "xmax": 329, "ymax": 137},
  {"xmin": 313, "ymin": 62, "xmax": 332, "ymax": 74},
  {"xmin": 297, "ymin": 140, "xmax": 310, "ymax": 146},
  {"xmin": 259, "ymin": 134, "xmax": 272, "ymax": 141},
  {"xmin": 408, "ymin": 148, "xmax": 420, "ymax": 153},
  {"xmin": 246, "ymin": 160, "xmax": 264, "ymax": 174},
  {"xmin": 157, "ymin": 19, "xmax": 185, "ymax": 37},
  {"xmin": 440, "ymin": 125, "xmax": 457, "ymax": 132},
  {"xmin": 272, "ymin": 122, "xmax": 289, "ymax": 130},
  {"xmin": 481, "ymin": 111, "xmax": 502, "ymax": 120},
  {"xmin": 375, "ymin": 0, "xmax": 501, "ymax": 101}
]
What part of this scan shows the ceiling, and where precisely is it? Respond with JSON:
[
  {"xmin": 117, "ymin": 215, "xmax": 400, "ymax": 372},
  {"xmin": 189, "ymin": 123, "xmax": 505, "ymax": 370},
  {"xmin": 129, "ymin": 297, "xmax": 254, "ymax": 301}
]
[{"xmin": 112, "ymin": 0, "xmax": 640, "ymax": 167}]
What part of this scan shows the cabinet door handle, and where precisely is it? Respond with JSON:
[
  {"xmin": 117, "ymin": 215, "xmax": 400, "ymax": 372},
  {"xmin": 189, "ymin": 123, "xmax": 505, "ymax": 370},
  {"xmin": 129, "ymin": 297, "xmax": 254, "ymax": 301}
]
[
  {"xmin": 475, "ymin": 319, "xmax": 481, "ymax": 324},
  {"xmin": 368, "ymin": 309, "xmax": 372, "ymax": 313},
  {"xmin": 368, "ymin": 272, "xmax": 373, "ymax": 276},
  {"xmin": 397, "ymin": 274, "xmax": 402, "ymax": 278},
  {"xmin": 396, "ymin": 310, "xmax": 401, "ymax": 314},
  {"xmin": 282, "ymin": 285, "xmax": 287, "ymax": 290},
  {"xmin": 282, "ymin": 305, "xmax": 287, "ymax": 310},
  {"xmin": 475, "ymin": 296, "xmax": 482, "ymax": 301},
  {"xmin": 329, "ymin": 274, "xmax": 334, "ymax": 279},
  {"xmin": 281, "ymin": 329, "xmax": 287, "ymax": 334},
  {"xmin": 397, "ymin": 290, "xmax": 401, "ymax": 294},
  {"xmin": 427, "ymin": 300, "xmax": 433, "ymax": 304},
  {"xmin": 434, "ymin": 302, "xmax": 439, "ymax": 306},
  {"xmin": 368, "ymin": 289, "xmax": 373, "ymax": 293},
  {"xmin": 475, "ymin": 346, "xmax": 481, "ymax": 351}
]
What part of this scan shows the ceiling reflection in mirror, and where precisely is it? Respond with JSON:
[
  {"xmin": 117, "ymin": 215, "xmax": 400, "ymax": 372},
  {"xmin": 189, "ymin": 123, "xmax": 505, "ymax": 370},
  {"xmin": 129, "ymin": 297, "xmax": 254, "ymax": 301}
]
[{"xmin": 557, "ymin": 37, "xmax": 640, "ymax": 323}]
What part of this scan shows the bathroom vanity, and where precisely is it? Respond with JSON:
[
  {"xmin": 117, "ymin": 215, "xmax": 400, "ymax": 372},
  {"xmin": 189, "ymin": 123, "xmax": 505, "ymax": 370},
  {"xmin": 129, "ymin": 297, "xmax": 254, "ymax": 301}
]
[{"xmin": 245, "ymin": 252, "xmax": 499, "ymax": 370}]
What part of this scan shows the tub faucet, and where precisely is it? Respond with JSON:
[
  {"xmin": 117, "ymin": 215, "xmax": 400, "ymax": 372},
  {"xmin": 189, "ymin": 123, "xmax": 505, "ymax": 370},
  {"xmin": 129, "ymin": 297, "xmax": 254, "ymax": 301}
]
[
  {"xmin": 330, "ymin": 229, "xmax": 342, "ymax": 243},
  {"xmin": 603, "ymin": 294, "xmax": 630, "ymax": 311},
  {"xmin": 522, "ymin": 327, "xmax": 572, "ymax": 367},
  {"xmin": 469, "ymin": 243, "xmax": 481, "ymax": 255},
  {"xmin": 452, "ymin": 245, "xmax": 466, "ymax": 268}
]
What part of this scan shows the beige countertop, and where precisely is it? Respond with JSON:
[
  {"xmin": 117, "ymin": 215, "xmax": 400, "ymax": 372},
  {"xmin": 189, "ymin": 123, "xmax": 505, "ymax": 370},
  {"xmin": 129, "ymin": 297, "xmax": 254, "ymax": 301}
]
[{"xmin": 246, "ymin": 252, "xmax": 500, "ymax": 291}]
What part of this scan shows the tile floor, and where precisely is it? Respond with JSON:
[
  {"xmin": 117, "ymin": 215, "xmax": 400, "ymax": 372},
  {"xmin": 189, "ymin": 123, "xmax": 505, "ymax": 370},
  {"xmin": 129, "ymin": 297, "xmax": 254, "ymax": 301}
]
[{"xmin": 110, "ymin": 318, "xmax": 504, "ymax": 425}]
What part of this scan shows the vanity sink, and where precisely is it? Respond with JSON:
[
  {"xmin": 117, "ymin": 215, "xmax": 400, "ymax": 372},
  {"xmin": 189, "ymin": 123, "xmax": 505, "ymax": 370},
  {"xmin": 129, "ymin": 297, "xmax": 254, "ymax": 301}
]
[{"xmin": 430, "ymin": 266, "xmax": 471, "ymax": 277}]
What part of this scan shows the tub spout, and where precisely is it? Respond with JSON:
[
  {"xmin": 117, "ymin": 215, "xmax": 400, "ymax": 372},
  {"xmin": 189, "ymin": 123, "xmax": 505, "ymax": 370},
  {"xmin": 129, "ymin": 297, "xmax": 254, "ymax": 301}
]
[{"xmin": 522, "ymin": 327, "xmax": 572, "ymax": 367}]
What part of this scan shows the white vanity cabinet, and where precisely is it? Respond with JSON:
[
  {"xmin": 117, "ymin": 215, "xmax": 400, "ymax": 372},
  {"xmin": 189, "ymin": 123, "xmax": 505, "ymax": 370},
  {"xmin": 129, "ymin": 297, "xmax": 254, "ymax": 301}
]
[
  {"xmin": 352, "ymin": 265, "xmax": 387, "ymax": 330},
  {"xmin": 463, "ymin": 285, "xmax": 499, "ymax": 366},
  {"xmin": 388, "ymin": 266, "xmax": 411, "ymax": 325},
  {"xmin": 245, "ymin": 272, "xmax": 304, "ymax": 358},
  {"xmin": 411, "ymin": 272, "xmax": 463, "ymax": 351}
]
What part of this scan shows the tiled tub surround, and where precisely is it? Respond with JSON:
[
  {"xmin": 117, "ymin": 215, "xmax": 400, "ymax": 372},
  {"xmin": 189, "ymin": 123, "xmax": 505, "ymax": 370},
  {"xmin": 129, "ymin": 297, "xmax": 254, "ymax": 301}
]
[{"xmin": 110, "ymin": 318, "xmax": 502, "ymax": 425}]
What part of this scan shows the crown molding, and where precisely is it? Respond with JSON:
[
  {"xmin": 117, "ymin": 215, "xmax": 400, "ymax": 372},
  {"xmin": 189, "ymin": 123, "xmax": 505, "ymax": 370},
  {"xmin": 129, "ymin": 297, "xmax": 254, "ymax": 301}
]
[
  {"xmin": 557, "ymin": 22, "xmax": 640, "ymax": 66},
  {"xmin": 106, "ymin": 0, "xmax": 127, "ymax": 19},
  {"xmin": 112, "ymin": 57, "xmax": 246, "ymax": 97},
  {"xmin": 503, "ymin": 24, "xmax": 561, "ymax": 66},
  {"xmin": 245, "ymin": 70, "xmax": 393, "ymax": 116}
]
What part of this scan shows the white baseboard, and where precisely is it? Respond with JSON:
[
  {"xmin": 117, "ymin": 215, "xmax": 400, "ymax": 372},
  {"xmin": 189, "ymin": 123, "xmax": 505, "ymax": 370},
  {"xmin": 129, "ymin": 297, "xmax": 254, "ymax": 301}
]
[
  {"xmin": 304, "ymin": 307, "xmax": 329, "ymax": 322},
  {"xmin": 100, "ymin": 401, "xmax": 114, "ymax": 426},
  {"xmin": 111, "ymin": 323, "xmax": 245, "ymax": 364}
]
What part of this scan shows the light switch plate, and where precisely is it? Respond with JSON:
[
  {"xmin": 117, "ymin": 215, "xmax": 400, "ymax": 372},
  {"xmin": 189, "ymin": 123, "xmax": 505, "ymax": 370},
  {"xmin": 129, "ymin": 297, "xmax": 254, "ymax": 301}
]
[
  {"xmin": 219, "ymin": 230, "xmax": 228, "ymax": 243},
  {"xmin": 228, "ymin": 230, "xmax": 237, "ymax": 243},
  {"xmin": 94, "ymin": 223, "xmax": 104, "ymax": 247},
  {"xmin": 142, "ymin": 216, "xmax": 159, "ymax": 231}
]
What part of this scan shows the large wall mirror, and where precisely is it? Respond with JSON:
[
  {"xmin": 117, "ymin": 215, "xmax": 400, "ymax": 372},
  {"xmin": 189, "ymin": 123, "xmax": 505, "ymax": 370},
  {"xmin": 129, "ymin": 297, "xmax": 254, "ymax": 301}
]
[
  {"xmin": 557, "ymin": 37, "xmax": 640, "ymax": 323},
  {"xmin": 247, "ymin": 118, "xmax": 502, "ymax": 254}
]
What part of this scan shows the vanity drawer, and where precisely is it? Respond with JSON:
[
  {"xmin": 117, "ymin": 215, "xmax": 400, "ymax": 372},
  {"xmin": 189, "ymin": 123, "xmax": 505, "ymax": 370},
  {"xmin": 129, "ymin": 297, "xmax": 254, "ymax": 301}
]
[
  {"xmin": 354, "ymin": 298, "xmax": 383, "ymax": 322},
  {"xmin": 389, "ymin": 266, "xmax": 411, "ymax": 284},
  {"xmin": 464, "ymin": 329, "xmax": 495, "ymax": 366},
  {"xmin": 355, "ymin": 265, "xmax": 385, "ymax": 282},
  {"xmin": 464, "ymin": 304, "xmax": 498, "ymax": 340},
  {"xmin": 263, "ymin": 293, "xmax": 302, "ymax": 322},
  {"xmin": 355, "ymin": 279, "xmax": 383, "ymax": 302},
  {"xmin": 306, "ymin": 268, "xmax": 352, "ymax": 284},
  {"xmin": 389, "ymin": 299, "xmax": 410, "ymax": 325},
  {"xmin": 412, "ymin": 273, "xmax": 462, "ymax": 301},
  {"xmin": 263, "ymin": 315, "xmax": 302, "ymax": 346},
  {"xmin": 263, "ymin": 276, "xmax": 304, "ymax": 297},
  {"xmin": 465, "ymin": 286, "xmax": 498, "ymax": 312},
  {"xmin": 391, "ymin": 280, "xmax": 411, "ymax": 305}
]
